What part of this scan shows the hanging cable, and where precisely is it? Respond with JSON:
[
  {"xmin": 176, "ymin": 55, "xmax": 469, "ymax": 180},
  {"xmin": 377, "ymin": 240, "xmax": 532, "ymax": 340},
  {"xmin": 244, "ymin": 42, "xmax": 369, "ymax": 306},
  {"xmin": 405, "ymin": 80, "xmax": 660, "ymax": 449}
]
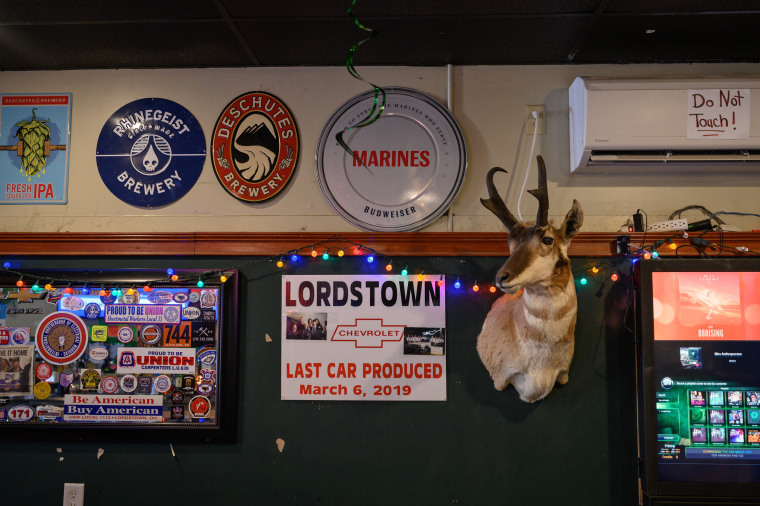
[{"xmin": 516, "ymin": 110, "xmax": 540, "ymax": 221}]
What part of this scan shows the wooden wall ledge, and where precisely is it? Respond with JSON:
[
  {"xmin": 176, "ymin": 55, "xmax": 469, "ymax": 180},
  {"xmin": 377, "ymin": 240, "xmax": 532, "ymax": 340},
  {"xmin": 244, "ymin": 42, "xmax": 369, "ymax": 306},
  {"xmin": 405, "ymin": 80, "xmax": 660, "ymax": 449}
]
[{"xmin": 0, "ymin": 231, "xmax": 759, "ymax": 257}]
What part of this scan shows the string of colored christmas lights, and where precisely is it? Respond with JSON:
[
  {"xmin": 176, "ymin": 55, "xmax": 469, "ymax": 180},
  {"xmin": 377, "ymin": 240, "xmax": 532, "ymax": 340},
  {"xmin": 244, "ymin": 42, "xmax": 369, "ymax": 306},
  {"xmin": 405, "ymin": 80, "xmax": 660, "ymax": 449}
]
[
  {"xmin": 6, "ymin": 230, "xmax": 755, "ymax": 299},
  {"xmin": 3, "ymin": 234, "xmax": 620, "ymax": 295}
]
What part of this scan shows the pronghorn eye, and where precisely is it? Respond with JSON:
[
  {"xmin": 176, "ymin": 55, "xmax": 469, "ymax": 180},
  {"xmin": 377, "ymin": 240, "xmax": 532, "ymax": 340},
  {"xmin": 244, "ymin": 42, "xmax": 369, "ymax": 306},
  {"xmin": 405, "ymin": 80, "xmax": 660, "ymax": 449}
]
[{"xmin": 541, "ymin": 236, "xmax": 554, "ymax": 245}]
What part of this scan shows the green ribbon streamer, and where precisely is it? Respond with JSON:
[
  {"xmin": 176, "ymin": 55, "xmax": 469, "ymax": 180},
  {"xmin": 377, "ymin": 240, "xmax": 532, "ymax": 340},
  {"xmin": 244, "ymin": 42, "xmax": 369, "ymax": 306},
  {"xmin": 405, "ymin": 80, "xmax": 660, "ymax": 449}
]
[{"xmin": 336, "ymin": 0, "xmax": 386, "ymax": 173}]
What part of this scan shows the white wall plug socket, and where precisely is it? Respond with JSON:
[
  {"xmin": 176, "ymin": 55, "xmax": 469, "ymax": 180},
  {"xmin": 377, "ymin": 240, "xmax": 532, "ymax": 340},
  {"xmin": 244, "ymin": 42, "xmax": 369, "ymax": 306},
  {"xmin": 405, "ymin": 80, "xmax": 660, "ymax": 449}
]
[
  {"xmin": 525, "ymin": 105, "xmax": 546, "ymax": 135},
  {"xmin": 63, "ymin": 483, "xmax": 84, "ymax": 506}
]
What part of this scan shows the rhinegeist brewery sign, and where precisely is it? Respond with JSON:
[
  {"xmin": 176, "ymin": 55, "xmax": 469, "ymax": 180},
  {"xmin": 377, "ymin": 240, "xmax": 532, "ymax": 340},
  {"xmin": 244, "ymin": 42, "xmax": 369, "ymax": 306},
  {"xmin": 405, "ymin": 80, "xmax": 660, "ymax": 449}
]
[
  {"xmin": 96, "ymin": 98, "xmax": 206, "ymax": 208},
  {"xmin": 211, "ymin": 92, "xmax": 299, "ymax": 203},
  {"xmin": 316, "ymin": 87, "xmax": 467, "ymax": 232}
]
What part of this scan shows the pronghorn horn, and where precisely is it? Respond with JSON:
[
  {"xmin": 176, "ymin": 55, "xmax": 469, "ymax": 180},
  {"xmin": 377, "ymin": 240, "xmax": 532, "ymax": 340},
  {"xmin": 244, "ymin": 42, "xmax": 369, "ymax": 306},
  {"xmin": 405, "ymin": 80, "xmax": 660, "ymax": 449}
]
[
  {"xmin": 527, "ymin": 155, "xmax": 549, "ymax": 227},
  {"xmin": 481, "ymin": 167, "xmax": 518, "ymax": 233}
]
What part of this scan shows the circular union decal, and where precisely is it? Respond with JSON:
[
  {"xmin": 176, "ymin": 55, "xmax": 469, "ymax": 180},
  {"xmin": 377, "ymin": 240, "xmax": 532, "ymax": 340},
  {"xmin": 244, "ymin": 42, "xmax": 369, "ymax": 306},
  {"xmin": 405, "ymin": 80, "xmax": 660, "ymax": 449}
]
[
  {"xmin": 316, "ymin": 87, "xmax": 467, "ymax": 232},
  {"xmin": 211, "ymin": 91, "xmax": 300, "ymax": 203},
  {"xmin": 164, "ymin": 306, "xmax": 180, "ymax": 323},
  {"xmin": 35, "ymin": 362, "xmax": 53, "ymax": 381},
  {"xmin": 84, "ymin": 302, "xmax": 101, "ymax": 319},
  {"xmin": 96, "ymin": 97, "xmax": 206, "ymax": 208},
  {"xmin": 117, "ymin": 326, "xmax": 134, "ymax": 344},
  {"xmin": 154, "ymin": 375, "xmax": 172, "ymax": 394},
  {"xmin": 34, "ymin": 381, "xmax": 52, "ymax": 400},
  {"xmin": 120, "ymin": 374, "xmax": 137, "ymax": 393},
  {"xmin": 101, "ymin": 376, "xmax": 119, "ymax": 394},
  {"xmin": 139, "ymin": 324, "xmax": 162, "ymax": 345},
  {"xmin": 122, "ymin": 291, "xmax": 140, "ymax": 304},
  {"xmin": 34, "ymin": 312, "xmax": 89, "ymax": 366}
]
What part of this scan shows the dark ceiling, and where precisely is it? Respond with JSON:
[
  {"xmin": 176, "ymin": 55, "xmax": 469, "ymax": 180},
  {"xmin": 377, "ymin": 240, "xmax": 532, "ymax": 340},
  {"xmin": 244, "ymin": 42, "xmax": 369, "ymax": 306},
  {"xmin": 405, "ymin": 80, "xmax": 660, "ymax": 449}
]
[{"xmin": 3, "ymin": 0, "xmax": 760, "ymax": 71}]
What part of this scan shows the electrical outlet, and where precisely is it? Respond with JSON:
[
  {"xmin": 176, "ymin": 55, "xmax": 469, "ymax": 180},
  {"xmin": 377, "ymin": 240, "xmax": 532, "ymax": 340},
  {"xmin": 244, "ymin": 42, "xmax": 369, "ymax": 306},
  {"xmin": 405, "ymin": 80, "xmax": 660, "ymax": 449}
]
[
  {"xmin": 525, "ymin": 105, "xmax": 545, "ymax": 135},
  {"xmin": 647, "ymin": 219, "xmax": 688, "ymax": 232},
  {"xmin": 63, "ymin": 483, "xmax": 84, "ymax": 506}
]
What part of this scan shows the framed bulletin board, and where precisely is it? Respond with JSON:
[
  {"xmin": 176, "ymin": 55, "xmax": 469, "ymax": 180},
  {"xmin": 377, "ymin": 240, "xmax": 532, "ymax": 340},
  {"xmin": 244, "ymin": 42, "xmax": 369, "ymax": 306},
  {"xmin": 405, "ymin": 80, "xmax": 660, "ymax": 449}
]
[{"xmin": 0, "ymin": 268, "xmax": 238, "ymax": 442}]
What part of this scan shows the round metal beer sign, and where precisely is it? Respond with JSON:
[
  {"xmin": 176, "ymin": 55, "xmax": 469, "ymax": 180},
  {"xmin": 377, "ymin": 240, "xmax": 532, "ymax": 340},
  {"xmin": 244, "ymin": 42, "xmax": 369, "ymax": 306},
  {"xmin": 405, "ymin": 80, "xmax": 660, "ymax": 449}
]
[
  {"xmin": 211, "ymin": 92, "xmax": 300, "ymax": 203},
  {"xmin": 96, "ymin": 98, "xmax": 206, "ymax": 208},
  {"xmin": 316, "ymin": 87, "xmax": 467, "ymax": 232}
]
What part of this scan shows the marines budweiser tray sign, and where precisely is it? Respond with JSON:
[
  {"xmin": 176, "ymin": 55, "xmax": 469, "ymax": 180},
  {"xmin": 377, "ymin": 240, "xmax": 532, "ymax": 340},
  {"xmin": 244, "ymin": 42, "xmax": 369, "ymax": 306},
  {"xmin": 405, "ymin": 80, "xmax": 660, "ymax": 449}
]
[{"xmin": 316, "ymin": 87, "xmax": 467, "ymax": 232}]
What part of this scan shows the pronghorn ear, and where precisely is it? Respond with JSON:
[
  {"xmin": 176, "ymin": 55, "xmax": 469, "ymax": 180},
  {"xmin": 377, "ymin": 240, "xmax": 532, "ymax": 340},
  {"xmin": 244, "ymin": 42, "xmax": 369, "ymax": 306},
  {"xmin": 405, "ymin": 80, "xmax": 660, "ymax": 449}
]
[{"xmin": 562, "ymin": 199, "xmax": 583, "ymax": 239}]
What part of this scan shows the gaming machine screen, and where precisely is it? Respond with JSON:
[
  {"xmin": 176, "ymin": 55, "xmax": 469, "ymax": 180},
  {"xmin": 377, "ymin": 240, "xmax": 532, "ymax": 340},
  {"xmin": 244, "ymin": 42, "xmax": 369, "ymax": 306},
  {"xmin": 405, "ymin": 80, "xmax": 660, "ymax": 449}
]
[{"xmin": 650, "ymin": 269, "xmax": 760, "ymax": 484}]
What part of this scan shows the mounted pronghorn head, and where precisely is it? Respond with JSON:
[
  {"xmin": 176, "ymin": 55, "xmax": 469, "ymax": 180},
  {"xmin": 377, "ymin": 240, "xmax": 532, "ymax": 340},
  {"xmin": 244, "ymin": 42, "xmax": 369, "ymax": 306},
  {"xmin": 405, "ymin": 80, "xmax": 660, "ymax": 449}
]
[{"xmin": 480, "ymin": 155, "xmax": 583, "ymax": 295}]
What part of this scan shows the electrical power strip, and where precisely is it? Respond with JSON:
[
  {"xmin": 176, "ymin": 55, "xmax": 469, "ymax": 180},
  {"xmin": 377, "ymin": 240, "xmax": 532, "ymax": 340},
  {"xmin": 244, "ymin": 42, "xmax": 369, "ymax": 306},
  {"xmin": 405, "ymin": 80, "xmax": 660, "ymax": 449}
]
[{"xmin": 647, "ymin": 219, "xmax": 689, "ymax": 232}]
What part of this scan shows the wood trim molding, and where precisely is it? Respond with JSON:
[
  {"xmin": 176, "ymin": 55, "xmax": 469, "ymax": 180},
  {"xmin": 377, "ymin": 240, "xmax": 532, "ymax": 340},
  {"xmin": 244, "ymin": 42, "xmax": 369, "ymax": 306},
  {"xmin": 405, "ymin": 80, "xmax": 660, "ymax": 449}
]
[{"xmin": 1, "ymin": 231, "xmax": 759, "ymax": 257}]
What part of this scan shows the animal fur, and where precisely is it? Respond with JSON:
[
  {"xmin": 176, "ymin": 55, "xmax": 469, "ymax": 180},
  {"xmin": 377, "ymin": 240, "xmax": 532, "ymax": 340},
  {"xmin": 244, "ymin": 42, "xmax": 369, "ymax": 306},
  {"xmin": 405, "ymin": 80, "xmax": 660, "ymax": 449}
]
[{"xmin": 477, "ymin": 157, "xmax": 582, "ymax": 402}]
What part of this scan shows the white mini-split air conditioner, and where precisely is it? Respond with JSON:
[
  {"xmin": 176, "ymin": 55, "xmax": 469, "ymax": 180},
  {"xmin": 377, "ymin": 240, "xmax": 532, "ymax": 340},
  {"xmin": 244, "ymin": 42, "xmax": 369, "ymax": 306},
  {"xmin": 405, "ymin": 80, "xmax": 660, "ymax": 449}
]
[{"xmin": 569, "ymin": 77, "xmax": 760, "ymax": 173}]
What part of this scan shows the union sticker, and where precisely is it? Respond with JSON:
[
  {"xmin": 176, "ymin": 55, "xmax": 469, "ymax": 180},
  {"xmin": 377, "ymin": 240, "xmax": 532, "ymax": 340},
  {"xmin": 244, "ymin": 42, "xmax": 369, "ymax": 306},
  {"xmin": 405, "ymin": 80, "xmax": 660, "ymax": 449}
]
[
  {"xmin": 91, "ymin": 325, "xmax": 108, "ymax": 342},
  {"xmin": 189, "ymin": 395, "xmax": 211, "ymax": 418},
  {"xmin": 119, "ymin": 374, "xmax": 137, "ymax": 393},
  {"xmin": 34, "ymin": 312, "xmax": 88, "ymax": 366},
  {"xmin": 80, "ymin": 369, "xmax": 101, "ymax": 391},
  {"xmin": 84, "ymin": 302, "xmax": 101, "ymax": 319},
  {"xmin": 117, "ymin": 326, "xmax": 134, "ymax": 343},
  {"xmin": 153, "ymin": 374, "xmax": 172, "ymax": 394},
  {"xmin": 10, "ymin": 327, "xmax": 30, "ymax": 345},
  {"xmin": 35, "ymin": 362, "xmax": 53, "ymax": 381},
  {"xmin": 101, "ymin": 375, "xmax": 119, "ymax": 394},
  {"xmin": 33, "ymin": 381, "xmax": 51, "ymax": 400}
]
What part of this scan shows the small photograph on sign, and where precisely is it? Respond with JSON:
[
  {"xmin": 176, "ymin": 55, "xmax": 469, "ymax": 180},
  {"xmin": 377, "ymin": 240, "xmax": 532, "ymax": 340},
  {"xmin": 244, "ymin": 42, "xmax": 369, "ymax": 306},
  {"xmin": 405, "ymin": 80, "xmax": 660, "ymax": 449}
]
[
  {"xmin": 0, "ymin": 345, "xmax": 34, "ymax": 396},
  {"xmin": 285, "ymin": 311, "xmax": 328, "ymax": 340},
  {"xmin": 403, "ymin": 327, "xmax": 446, "ymax": 356}
]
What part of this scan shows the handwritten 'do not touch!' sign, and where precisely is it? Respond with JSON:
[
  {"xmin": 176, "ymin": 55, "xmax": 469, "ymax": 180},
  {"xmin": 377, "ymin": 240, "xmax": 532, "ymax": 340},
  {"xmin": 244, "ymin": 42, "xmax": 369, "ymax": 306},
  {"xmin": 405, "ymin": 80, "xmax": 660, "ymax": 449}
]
[{"xmin": 687, "ymin": 89, "xmax": 750, "ymax": 140}]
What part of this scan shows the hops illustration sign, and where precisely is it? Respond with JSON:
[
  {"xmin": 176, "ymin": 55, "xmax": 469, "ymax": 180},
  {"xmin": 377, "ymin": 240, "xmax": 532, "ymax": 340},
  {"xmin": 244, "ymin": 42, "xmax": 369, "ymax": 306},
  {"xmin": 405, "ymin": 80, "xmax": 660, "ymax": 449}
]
[
  {"xmin": 0, "ymin": 94, "xmax": 72, "ymax": 204},
  {"xmin": 211, "ymin": 92, "xmax": 299, "ymax": 203}
]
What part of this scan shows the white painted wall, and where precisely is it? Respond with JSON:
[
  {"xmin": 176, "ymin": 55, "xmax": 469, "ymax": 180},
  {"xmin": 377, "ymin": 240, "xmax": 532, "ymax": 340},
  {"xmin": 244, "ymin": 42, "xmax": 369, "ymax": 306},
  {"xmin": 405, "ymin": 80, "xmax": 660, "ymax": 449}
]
[{"xmin": 1, "ymin": 63, "xmax": 758, "ymax": 233}]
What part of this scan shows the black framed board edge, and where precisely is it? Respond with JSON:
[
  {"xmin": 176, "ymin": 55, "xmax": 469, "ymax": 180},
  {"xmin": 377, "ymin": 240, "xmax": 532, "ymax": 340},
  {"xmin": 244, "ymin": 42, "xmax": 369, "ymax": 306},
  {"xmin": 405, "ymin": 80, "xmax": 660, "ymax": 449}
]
[{"xmin": 0, "ymin": 268, "xmax": 240, "ymax": 444}]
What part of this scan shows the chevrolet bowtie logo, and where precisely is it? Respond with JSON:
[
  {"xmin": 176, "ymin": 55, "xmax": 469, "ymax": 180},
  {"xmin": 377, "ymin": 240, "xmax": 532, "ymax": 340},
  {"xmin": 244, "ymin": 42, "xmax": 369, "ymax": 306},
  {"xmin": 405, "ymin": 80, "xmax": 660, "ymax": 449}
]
[
  {"xmin": 5, "ymin": 289, "xmax": 45, "ymax": 303},
  {"xmin": 331, "ymin": 318, "xmax": 406, "ymax": 348}
]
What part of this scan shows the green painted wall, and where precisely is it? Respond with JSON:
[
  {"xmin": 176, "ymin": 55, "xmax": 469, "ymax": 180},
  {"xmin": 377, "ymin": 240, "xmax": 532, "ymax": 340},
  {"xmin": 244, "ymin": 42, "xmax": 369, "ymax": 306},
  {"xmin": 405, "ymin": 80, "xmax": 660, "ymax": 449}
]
[{"xmin": 2, "ymin": 256, "xmax": 637, "ymax": 505}]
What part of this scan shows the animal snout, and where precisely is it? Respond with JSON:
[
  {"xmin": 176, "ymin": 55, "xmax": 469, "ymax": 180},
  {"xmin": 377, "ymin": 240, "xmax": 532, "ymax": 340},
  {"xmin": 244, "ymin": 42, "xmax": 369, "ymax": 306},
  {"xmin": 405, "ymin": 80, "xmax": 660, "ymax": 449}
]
[{"xmin": 496, "ymin": 268, "xmax": 517, "ymax": 288}]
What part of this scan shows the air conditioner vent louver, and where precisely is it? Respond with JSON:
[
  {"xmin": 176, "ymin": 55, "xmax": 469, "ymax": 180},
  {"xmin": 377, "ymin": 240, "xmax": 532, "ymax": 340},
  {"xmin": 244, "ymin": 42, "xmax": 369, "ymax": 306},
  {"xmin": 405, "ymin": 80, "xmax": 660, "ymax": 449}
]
[{"xmin": 588, "ymin": 149, "xmax": 760, "ymax": 164}]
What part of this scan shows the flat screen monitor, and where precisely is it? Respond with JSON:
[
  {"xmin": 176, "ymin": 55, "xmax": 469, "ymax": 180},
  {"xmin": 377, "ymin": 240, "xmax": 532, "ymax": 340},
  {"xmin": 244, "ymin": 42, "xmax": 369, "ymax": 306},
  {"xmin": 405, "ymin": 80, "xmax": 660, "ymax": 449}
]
[{"xmin": 637, "ymin": 259, "xmax": 760, "ymax": 504}]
